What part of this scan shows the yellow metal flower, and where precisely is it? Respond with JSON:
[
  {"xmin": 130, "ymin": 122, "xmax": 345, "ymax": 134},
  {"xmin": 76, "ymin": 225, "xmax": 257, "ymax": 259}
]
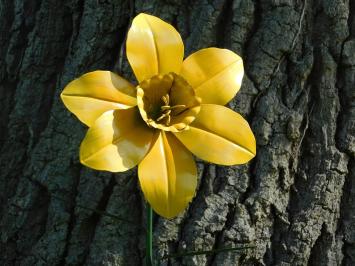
[{"xmin": 61, "ymin": 13, "xmax": 256, "ymax": 218}]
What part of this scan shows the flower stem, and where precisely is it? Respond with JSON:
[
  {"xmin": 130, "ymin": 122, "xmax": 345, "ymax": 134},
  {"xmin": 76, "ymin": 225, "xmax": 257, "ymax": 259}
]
[{"xmin": 146, "ymin": 203, "xmax": 153, "ymax": 266}]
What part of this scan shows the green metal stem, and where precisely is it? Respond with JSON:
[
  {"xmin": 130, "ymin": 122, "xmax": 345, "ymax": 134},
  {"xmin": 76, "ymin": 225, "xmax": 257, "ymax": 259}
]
[{"xmin": 146, "ymin": 203, "xmax": 153, "ymax": 266}]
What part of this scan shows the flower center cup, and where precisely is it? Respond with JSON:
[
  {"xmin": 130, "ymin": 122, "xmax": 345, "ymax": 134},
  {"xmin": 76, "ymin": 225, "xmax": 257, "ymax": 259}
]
[{"xmin": 137, "ymin": 73, "xmax": 201, "ymax": 132}]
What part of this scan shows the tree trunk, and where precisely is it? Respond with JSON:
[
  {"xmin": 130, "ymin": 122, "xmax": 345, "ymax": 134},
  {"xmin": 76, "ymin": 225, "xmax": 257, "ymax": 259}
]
[{"xmin": 0, "ymin": 0, "xmax": 354, "ymax": 265}]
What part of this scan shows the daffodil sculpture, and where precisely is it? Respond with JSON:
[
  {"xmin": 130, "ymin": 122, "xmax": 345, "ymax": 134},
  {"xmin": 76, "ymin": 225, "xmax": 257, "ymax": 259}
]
[{"xmin": 62, "ymin": 11, "xmax": 255, "ymax": 228}]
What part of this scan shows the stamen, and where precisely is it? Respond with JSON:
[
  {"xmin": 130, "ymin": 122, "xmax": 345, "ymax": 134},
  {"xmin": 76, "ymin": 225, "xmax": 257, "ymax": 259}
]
[
  {"xmin": 161, "ymin": 104, "xmax": 186, "ymax": 111},
  {"xmin": 162, "ymin": 94, "xmax": 170, "ymax": 105},
  {"xmin": 156, "ymin": 110, "xmax": 171, "ymax": 122},
  {"xmin": 161, "ymin": 105, "xmax": 171, "ymax": 111},
  {"xmin": 169, "ymin": 104, "xmax": 186, "ymax": 110},
  {"xmin": 156, "ymin": 114, "xmax": 166, "ymax": 122}
]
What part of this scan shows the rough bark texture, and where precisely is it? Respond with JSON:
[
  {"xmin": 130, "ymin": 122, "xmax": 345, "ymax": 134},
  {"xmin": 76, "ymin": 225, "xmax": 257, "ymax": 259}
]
[{"xmin": 0, "ymin": 0, "xmax": 354, "ymax": 265}]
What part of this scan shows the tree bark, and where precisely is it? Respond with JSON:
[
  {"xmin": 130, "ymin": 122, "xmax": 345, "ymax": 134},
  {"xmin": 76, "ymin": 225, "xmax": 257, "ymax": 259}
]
[{"xmin": 0, "ymin": 0, "xmax": 354, "ymax": 265}]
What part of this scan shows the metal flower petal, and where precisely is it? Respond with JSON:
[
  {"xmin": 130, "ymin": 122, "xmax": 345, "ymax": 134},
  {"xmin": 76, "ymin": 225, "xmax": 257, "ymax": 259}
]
[
  {"xmin": 180, "ymin": 48, "xmax": 244, "ymax": 105},
  {"xmin": 126, "ymin": 13, "xmax": 184, "ymax": 82},
  {"xmin": 80, "ymin": 107, "xmax": 155, "ymax": 172},
  {"xmin": 61, "ymin": 71, "xmax": 137, "ymax": 127},
  {"xmin": 174, "ymin": 104, "xmax": 256, "ymax": 165},
  {"xmin": 138, "ymin": 131, "xmax": 197, "ymax": 218}
]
